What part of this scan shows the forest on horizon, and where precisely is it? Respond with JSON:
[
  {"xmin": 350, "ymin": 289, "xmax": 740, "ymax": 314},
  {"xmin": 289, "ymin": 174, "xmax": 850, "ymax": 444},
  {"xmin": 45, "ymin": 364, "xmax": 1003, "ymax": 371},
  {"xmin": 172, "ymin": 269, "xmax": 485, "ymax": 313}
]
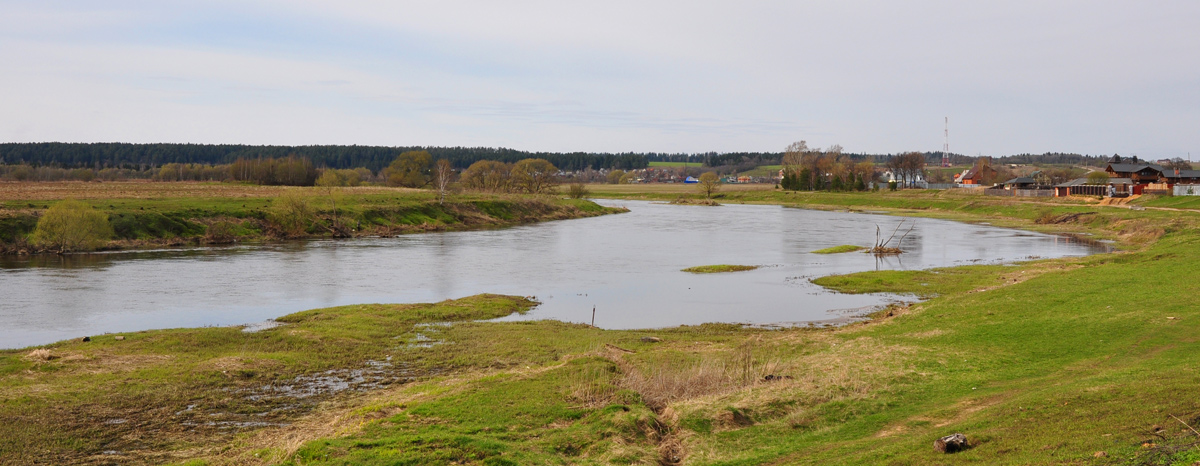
[{"xmin": 0, "ymin": 142, "xmax": 1110, "ymax": 172}]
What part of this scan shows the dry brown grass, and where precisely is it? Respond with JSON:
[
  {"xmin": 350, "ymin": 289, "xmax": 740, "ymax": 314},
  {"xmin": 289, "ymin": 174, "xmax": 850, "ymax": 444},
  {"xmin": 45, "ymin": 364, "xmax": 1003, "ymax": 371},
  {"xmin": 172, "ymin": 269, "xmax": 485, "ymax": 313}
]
[
  {"xmin": 662, "ymin": 333, "xmax": 923, "ymax": 464},
  {"xmin": 620, "ymin": 359, "xmax": 744, "ymax": 411},
  {"xmin": 582, "ymin": 331, "xmax": 923, "ymax": 425},
  {"xmin": 1113, "ymin": 218, "xmax": 1167, "ymax": 244},
  {"xmin": 0, "ymin": 181, "xmax": 418, "ymax": 201},
  {"xmin": 24, "ymin": 348, "xmax": 55, "ymax": 361}
]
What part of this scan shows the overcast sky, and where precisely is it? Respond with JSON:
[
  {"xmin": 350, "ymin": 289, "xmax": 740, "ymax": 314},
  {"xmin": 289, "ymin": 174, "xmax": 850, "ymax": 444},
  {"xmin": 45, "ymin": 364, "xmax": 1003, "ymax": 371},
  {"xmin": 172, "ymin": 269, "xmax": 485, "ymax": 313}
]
[{"xmin": 2, "ymin": 1, "xmax": 1198, "ymax": 158}]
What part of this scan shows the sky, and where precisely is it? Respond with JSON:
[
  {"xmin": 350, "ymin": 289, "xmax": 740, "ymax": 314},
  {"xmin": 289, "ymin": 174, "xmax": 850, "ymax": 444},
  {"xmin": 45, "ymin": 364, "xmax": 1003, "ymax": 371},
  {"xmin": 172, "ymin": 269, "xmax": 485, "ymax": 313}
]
[{"xmin": 2, "ymin": 1, "xmax": 1198, "ymax": 158}]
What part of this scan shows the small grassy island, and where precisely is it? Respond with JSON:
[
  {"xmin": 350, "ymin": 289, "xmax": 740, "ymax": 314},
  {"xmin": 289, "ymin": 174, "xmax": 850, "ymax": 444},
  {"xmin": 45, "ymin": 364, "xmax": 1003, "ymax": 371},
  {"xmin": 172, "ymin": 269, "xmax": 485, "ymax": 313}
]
[
  {"xmin": 812, "ymin": 244, "xmax": 866, "ymax": 254},
  {"xmin": 681, "ymin": 264, "xmax": 759, "ymax": 273}
]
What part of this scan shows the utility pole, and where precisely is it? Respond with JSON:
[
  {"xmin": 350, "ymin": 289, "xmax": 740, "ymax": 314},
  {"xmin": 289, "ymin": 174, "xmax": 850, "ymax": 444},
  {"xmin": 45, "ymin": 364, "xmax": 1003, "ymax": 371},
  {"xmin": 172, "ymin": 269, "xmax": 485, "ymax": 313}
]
[{"xmin": 942, "ymin": 117, "xmax": 951, "ymax": 167}]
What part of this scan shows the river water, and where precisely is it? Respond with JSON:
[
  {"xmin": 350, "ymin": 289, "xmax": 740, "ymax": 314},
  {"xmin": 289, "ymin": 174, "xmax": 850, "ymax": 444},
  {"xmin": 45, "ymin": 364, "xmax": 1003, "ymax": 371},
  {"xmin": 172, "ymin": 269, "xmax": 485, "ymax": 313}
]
[{"xmin": 0, "ymin": 200, "xmax": 1105, "ymax": 349}]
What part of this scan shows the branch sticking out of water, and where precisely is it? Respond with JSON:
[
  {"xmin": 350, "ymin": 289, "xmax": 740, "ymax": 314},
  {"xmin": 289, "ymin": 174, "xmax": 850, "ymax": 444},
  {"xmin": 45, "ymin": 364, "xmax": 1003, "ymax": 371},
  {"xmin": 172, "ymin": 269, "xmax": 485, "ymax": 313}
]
[{"xmin": 871, "ymin": 221, "xmax": 915, "ymax": 256}]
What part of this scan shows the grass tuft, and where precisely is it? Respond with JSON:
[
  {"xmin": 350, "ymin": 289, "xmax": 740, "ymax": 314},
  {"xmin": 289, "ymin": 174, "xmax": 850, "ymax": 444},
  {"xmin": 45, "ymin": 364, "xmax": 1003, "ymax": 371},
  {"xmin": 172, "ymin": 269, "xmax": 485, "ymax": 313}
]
[
  {"xmin": 681, "ymin": 264, "xmax": 758, "ymax": 273},
  {"xmin": 812, "ymin": 244, "xmax": 866, "ymax": 254}
]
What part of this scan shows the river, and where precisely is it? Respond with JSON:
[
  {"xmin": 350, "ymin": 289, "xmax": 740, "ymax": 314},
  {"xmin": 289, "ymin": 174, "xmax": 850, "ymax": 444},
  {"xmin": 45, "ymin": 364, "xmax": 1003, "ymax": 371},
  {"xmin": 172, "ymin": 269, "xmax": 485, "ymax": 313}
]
[{"xmin": 0, "ymin": 200, "xmax": 1106, "ymax": 348}]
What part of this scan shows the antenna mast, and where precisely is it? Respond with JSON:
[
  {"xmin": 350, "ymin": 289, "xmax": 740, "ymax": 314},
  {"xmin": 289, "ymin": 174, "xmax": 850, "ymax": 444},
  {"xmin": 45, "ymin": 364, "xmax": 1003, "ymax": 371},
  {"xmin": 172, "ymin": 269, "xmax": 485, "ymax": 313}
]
[{"xmin": 942, "ymin": 117, "xmax": 951, "ymax": 167}]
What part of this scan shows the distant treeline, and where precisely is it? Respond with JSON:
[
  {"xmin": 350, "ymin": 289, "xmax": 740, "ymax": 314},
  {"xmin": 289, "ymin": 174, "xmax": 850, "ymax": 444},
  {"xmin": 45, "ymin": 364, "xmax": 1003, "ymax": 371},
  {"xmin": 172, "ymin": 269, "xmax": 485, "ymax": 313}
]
[
  {"xmin": 0, "ymin": 143, "xmax": 1112, "ymax": 174},
  {"xmin": 0, "ymin": 143, "xmax": 648, "ymax": 172},
  {"xmin": 991, "ymin": 152, "xmax": 1109, "ymax": 166}
]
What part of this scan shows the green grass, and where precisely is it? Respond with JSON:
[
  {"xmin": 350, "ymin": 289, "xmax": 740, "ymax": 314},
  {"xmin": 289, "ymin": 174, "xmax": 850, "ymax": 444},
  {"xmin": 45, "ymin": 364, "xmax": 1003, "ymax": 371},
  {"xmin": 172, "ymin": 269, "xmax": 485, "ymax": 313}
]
[
  {"xmin": 1137, "ymin": 194, "xmax": 1200, "ymax": 210},
  {"xmin": 8, "ymin": 189, "xmax": 1200, "ymax": 465},
  {"xmin": 682, "ymin": 264, "xmax": 760, "ymax": 273},
  {"xmin": 811, "ymin": 244, "xmax": 866, "ymax": 254}
]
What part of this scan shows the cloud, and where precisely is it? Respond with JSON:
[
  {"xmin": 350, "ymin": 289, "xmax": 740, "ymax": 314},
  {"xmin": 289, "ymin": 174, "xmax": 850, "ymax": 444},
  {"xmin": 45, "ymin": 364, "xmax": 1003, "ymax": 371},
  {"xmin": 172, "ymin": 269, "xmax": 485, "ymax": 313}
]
[{"xmin": 0, "ymin": 1, "xmax": 1198, "ymax": 156}]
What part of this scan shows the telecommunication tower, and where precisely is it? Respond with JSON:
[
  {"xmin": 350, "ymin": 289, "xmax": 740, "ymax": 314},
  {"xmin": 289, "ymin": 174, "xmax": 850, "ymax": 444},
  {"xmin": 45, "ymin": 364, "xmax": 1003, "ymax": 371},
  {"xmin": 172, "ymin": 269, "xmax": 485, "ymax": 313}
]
[{"xmin": 942, "ymin": 117, "xmax": 951, "ymax": 167}]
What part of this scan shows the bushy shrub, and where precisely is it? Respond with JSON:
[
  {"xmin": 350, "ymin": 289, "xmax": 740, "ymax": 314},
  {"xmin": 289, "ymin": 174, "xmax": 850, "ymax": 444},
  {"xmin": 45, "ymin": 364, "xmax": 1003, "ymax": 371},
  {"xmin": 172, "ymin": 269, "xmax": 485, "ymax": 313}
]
[
  {"xmin": 205, "ymin": 220, "xmax": 239, "ymax": 244},
  {"xmin": 567, "ymin": 183, "xmax": 590, "ymax": 199},
  {"xmin": 315, "ymin": 169, "xmax": 362, "ymax": 187},
  {"xmin": 267, "ymin": 192, "xmax": 315, "ymax": 237},
  {"xmin": 32, "ymin": 199, "xmax": 114, "ymax": 252}
]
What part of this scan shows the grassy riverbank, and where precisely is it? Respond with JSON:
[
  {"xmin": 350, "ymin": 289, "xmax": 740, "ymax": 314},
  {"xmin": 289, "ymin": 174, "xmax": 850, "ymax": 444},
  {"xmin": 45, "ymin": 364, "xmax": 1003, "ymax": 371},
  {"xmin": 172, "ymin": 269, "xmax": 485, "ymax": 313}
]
[
  {"xmin": 4, "ymin": 188, "xmax": 1200, "ymax": 465},
  {"xmin": 0, "ymin": 181, "xmax": 624, "ymax": 254}
]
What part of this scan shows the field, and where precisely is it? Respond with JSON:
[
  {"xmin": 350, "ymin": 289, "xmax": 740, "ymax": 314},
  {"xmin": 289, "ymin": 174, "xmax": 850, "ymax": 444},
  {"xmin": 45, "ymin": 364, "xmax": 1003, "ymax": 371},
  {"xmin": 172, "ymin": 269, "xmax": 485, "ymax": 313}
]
[
  {"xmin": 4, "ymin": 186, "xmax": 1200, "ymax": 464},
  {"xmin": 736, "ymin": 164, "xmax": 782, "ymax": 177}
]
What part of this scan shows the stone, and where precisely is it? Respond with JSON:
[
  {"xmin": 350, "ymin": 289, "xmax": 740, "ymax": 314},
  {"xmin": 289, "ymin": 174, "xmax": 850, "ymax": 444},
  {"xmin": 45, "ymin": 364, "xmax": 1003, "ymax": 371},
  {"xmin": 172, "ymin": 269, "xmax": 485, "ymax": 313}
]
[
  {"xmin": 934, "ymin": 433, "xmax": 969, "ymax": 453},
  {"xmin": 640, "ymin": 337, "xmax": 662, "ymax": 343},
  {"xmin": 114, "ymin": 336, "xmax": 125, "ymax": 341}
]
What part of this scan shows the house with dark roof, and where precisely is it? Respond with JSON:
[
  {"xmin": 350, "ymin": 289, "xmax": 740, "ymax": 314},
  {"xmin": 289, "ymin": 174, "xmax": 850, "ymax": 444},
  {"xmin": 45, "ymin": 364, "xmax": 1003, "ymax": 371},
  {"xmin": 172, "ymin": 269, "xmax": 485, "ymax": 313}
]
[
  {"xmin": 1001, "ymin": 177, "xmax": 1037, "ymax": 190},
  {"xmin": 1105, "ymin": 162, "xmax": 1166, "ymax": 184},
  {"xmin": 1100, "ymin": 155, "xmax": 1200, "ymax": 194},
  {"xmin": 1160, "ymin": 169, "xmax": 1200, "ymax": 185}
]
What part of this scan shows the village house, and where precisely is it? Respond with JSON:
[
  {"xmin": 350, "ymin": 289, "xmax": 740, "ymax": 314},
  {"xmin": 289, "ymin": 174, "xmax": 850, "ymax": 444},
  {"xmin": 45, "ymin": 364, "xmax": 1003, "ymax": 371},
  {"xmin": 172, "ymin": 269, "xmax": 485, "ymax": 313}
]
[
  {"xmin": 881, "ymin": 169, "xmax": 926, "ymax": 188},
  {"xmin": 1054, "ymin": 155, "xmax": 1200, "ymax": 197},
  {"xmin": 1001, "ymin": 177, "xmax": 1037, "ymax": 190},
  {"xmin": 1103, "ymin": 155, "xmax": 1200, "ymax": 195}
]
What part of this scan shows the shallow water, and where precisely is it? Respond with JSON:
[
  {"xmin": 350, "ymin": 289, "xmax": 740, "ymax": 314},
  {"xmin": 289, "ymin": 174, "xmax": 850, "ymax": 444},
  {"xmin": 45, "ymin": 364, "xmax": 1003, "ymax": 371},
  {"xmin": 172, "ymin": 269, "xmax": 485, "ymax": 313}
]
[{"xmin": 0, "ymin": 200, "xmax": 1105, "ymax": 348}]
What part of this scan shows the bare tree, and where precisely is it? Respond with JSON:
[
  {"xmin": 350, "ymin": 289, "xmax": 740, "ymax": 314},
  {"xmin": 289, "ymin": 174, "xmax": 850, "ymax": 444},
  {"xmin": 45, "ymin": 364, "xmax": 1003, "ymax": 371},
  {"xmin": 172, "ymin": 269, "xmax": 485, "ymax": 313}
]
[
  {"xmin": 886, "ymin": 152, "xmax": 927, "ymax": 188},
  {"xmin": 434, "ymin": 159, "xmax": 453, "ymax": 204},
  {"xmin": 885, "ymin": 155, "xmax": 907, "ymax": 188},
  {"xmin": 782, "ymin": 141, "xmax": 808, "ymax": 168},
  {"xmin": 900, "ymin": 152, "xmax": 926, "ymax": 187}
]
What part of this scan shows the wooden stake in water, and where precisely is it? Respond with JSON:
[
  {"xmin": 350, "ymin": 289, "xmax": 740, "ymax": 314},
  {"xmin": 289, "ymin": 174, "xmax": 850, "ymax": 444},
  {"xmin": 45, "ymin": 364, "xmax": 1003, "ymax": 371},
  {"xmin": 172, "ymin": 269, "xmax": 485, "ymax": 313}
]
[{"xmin": 591, "ymin": 305, "xmax": 596, "ymax": 327}]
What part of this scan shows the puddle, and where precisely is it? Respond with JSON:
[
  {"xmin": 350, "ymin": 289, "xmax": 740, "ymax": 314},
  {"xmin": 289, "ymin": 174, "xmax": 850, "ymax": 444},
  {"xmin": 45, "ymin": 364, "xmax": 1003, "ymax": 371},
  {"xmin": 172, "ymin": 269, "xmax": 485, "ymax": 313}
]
[
  {"xmin": 174, "ymin": 358, "xmax": 417, "ymax": 433},
  {"xmin": 399, "ymin": 323, "xmax": 453, "ymax": 349},
  {"xmin": 203, "ymin": 420, "xmax": 288, "ymax": 429},
  {"xmin": 243, "ymin": 359, "xmax": 411, "ymax": 401},
  {"xmin": 241, "ymin": 320, "xmax": 286, "ymax": 333}
]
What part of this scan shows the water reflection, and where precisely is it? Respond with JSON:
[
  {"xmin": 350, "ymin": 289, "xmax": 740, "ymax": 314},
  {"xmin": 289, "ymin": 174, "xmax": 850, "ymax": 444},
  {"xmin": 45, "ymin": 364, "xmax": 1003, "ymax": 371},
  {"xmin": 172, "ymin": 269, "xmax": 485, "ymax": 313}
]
[{"xmin": 0, "ymin": 200, "xmax": 1108, "ymax": 349}]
